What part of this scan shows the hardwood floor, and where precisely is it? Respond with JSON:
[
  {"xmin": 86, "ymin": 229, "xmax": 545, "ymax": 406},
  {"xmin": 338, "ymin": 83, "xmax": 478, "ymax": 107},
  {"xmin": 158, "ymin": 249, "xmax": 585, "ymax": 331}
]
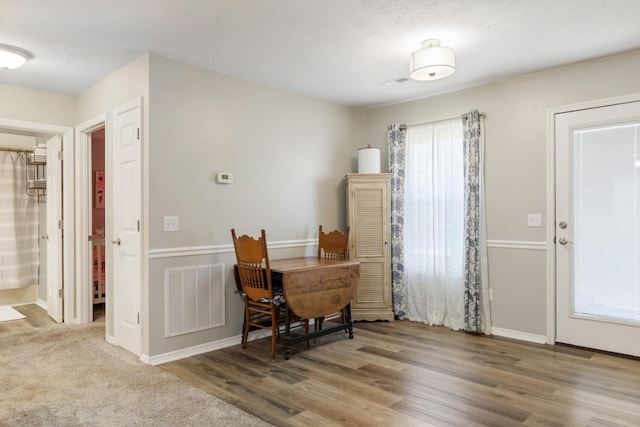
[
  {"xmin": 0, "ymin": 303, "xmax": 104, "ymax": 333},
  {"xmin": 161, "ymin": 320, "xmax": 640, "ymax": 427},
  {"xmin": 0, "ymin": 303, "xmax": 56, "ymax": 332},
  {"xmin": 4, "ymin": 305, "xmax": 637, "ymax": 425}
]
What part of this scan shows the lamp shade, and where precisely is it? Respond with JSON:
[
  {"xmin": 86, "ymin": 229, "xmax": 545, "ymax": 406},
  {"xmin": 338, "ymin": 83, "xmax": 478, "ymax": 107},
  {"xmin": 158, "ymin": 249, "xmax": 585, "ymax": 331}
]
[
  {"xmin": 0, "ymin": 44, "xmax": 33, "ymax": 70},
  {"xmin": 409, "ymin": 39, "xmax": 455, "ymax": 81}
]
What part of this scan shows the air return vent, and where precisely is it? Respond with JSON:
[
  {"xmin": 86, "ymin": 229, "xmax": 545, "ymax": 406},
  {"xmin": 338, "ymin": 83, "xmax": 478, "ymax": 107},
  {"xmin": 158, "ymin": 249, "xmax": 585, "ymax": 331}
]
[
  {"xmin": 382, "ymin": 77, "xmax": 409, "ymax": 86},
  {"xmin": 165, "ymin": 264, "xmax": 225, "ymax": 337}
]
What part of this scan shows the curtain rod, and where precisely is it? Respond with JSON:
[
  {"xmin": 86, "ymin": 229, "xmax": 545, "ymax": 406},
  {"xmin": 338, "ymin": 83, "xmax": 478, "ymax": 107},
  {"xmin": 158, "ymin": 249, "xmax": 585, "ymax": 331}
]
[
  {"xmin": 0, "ymin": 146, "xmax": 32, "ymax": 153},
  {"xmin": 401, "ymin": 112, "xmax": 486, "ymax": 129}
]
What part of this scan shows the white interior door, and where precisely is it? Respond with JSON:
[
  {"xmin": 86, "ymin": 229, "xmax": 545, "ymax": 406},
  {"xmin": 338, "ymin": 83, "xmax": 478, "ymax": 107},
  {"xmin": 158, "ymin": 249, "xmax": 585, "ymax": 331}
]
[
  {"xmin": 113, "ymin": 98, "xmax": 142, "ymax": 356},
  {"xmin": 46, "ymin": 136, "xmax": 63, "ymax": 322},
  {"xmin": 555, "ymin": 100, "xmax": 640, "ymax": 357}
]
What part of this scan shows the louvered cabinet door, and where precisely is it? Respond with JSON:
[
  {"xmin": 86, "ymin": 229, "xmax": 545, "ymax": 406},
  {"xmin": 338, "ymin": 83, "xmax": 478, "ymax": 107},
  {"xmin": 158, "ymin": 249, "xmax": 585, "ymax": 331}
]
[{"xmin": 346, "ymin": 173, "xmax": 394, "ymax": 321}]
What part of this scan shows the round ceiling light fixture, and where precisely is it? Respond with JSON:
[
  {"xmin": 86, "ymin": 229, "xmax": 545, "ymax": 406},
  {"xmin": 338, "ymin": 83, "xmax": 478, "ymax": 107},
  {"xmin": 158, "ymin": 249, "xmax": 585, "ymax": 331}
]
[
  {"xmin": 0, "ymin": 43, "xmax": 33, "ymax": 70},
  {"xmin": 409, "ymin": 39, "xmax": 455, "ymax": 81}
]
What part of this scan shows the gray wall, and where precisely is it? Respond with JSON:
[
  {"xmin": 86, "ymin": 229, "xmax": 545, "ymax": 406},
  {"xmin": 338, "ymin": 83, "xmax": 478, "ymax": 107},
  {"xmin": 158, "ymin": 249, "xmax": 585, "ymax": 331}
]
[
  {"xmin": 76, "ymin": 54, "xmax": 151, "ymax": 347},
  {"xmin": 146, "ymin": 54, "xmax": 357, "ymax": 355},
  {"xmin": 353, "ymin": 48, "xmax": 640, "ymax": 335},
  {"xmin": 3, "ymin": 47, "xmax": 640, "ymax": 357}
]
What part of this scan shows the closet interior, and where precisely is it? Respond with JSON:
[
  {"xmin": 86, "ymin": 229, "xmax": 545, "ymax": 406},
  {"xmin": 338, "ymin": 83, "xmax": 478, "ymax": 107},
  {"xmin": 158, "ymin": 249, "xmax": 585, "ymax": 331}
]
[{"xmin": 91, "ymin": 129, "xmax": 106, "ymax": 305}]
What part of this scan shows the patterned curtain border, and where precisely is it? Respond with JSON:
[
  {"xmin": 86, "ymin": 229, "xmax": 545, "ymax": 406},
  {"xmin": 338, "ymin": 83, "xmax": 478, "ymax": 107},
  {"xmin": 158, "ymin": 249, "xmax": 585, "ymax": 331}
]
[
  {"xmin": 387, "ymin": 124, "xmax": 407, "ymax": 318},
  {"xmin": 462, "ymin": 110, "xmax": 483, "ymax": 332}
]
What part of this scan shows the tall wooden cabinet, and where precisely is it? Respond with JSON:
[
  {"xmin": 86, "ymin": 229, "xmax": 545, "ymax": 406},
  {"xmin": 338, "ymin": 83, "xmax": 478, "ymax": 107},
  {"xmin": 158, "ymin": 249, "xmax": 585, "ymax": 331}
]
[{"xmin": 346, "ymin": 173, "xmax": 394, "ymax": 321}]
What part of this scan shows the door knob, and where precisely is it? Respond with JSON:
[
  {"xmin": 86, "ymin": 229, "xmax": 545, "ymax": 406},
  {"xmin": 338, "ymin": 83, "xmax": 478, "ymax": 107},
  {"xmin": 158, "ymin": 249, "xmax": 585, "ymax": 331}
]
[
  {"xmin": 112, "ymin": 238, "xmax": 121, "ymax": 246},
  {"xmin": 558, "ymin": 237, "xmax": 571, "ymax": 245},
  {"xmin": 42, "ymin": 234, "xmax": 48, "ymax": 240}
]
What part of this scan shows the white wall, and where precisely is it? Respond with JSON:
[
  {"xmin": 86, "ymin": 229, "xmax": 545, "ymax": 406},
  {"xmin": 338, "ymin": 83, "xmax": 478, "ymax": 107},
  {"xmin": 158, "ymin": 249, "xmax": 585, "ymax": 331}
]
[
  {"xmin": 0, "ymin": 84, "xmax": 76, "ymax": 126},
  {"xmin": 354, "ymin": 48, "xmax": 640, "ymax": 336}
]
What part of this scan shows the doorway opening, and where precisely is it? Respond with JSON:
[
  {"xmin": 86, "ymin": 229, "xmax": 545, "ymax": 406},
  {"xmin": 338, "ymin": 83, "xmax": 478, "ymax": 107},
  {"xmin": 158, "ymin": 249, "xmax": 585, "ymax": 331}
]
[
  {"xmin": 0, "ymin": 132, "xmax": 48, "ymax": 312},
  {"xmin": 90, "ymin": 128, "xmax": 106, "ymax": 323},
  {"xmin": 0, "ymin": 119, "xmax": 73, "ymax": 324},
  {"xmin": 75, "ymin": 114, "xmax": 108, "ymax": 328}
]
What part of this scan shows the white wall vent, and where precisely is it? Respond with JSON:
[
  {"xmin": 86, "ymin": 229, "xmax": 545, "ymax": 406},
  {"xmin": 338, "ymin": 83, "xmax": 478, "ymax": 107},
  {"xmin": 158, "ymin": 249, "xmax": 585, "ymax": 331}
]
[{"xmin": 165, "ymin": 263, "xmax": 225, "ymax": 337}]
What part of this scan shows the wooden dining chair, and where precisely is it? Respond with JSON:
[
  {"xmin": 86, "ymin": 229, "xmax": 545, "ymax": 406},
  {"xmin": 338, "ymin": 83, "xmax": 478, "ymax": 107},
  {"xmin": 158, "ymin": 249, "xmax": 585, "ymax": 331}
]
[
  {"xmin": 231, "ymin": 228, "xmax": 308, "ymax": 359},
  {"xmin": 231, "ymin": 228, "xmax": 281, "ymax": 358},
  {"xmin": 316, "ymin": 225, "xmax": 350, "ymax": 331},
  {"xmin": 317, "ymin": 225, "xmax": 350, "ymax": 260}
]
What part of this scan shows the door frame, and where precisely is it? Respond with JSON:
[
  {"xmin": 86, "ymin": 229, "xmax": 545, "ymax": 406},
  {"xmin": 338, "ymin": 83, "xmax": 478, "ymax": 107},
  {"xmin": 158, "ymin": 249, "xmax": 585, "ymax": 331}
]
[
  {"xmin": 75, "ymin": 115, "xmax": 107, "ymax": 328},
  {"xmin": 0, "ymin": 118, "xmax": 74, "ymax": 322},
  {"xmin": 545, "ymin": 92, "xmax": 640, "ymax": 345}
]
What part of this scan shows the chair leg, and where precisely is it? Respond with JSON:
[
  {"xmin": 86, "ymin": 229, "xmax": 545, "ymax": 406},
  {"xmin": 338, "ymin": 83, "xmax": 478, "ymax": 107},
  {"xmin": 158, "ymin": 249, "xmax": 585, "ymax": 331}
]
[
  {"xmin": 284, "ymin": 305, "xmax": 292, "ymax": 360},
  {"xmin": 242, "ymin": 303, "xmax": 250, "ymax": 349},
  {"xmin": 341, "ymin": 309, "xmax": 348, "ymax": 333},
  {"xmin": 276, "ymin": 306, "xmax": 282, "ymax": 339},
  {"xmin": 344, "ymin": 303, "xmax": 354, "ymax": 339},
  {"xmin": 270, "ymin": 304, "xmax": 279, "ymax": 359}
]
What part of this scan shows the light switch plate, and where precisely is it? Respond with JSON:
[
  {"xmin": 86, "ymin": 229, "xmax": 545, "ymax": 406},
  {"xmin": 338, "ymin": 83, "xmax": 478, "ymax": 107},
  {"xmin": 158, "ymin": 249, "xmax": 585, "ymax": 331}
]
[
  {"xmin": 527, "ymin": 213, "xmax": 542, "ymax": 227},
  {"xmin": 163, "ymin": 216, "xmax": 179, "ymax": 232}
]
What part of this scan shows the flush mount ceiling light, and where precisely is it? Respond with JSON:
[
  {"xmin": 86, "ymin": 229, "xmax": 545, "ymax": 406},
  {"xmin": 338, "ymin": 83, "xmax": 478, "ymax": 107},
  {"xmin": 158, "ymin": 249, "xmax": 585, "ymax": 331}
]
[
  {"xmin": 409, "ymin": 39, "xmax": 455, "ymax": 81},
  {"xmin": 0, "ymin": 43, "xmax": 33, "ymax": 70}
]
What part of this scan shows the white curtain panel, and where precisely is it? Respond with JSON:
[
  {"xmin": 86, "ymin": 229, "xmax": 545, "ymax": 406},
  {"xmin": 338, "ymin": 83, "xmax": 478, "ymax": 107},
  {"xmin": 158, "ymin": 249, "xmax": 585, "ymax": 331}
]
[
  {"xmin": 0, "ymin": 151, "xmax": 39, "ymax": 289},
  {"xmin": 404, "ymin": 118, "xmax": 465, "ymax": 329}
]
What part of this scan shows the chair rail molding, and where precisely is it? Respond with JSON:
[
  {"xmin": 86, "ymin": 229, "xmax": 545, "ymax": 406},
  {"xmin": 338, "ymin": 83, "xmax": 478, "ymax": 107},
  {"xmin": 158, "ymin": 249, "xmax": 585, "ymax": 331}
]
[
  {"xmin": 487, "ymin": 240, "xmax": 547, "ymax": 251},
  {"xmin": 149, "ymin": 238, "xmax": 318, "ymax": 259}
]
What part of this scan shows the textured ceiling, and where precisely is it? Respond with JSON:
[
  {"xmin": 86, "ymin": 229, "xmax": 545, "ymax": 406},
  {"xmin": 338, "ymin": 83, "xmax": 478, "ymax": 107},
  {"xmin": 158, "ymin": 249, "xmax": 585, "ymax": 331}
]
[{"xmin": 1, "ymin": 0, "xmax": 639, "ymax": 107}]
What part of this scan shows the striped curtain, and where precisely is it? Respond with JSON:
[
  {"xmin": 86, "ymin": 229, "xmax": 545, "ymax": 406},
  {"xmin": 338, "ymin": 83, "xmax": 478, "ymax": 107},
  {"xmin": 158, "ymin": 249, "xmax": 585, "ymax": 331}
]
[{"xmin": 0, "ymin": 151, "xmax": 39, "ymax": 289}]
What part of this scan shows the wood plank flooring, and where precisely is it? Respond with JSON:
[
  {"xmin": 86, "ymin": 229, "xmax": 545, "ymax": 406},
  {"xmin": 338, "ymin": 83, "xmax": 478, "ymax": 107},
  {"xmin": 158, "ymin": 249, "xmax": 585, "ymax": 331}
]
[
  {"xmin": 161, "ymin": 320, "xmax": 640, "ymax": 427},
  {"xmin": 0, "ymin": 303, "xmax": 104, "ymax": 333},
  {"xmin": 4, "ymin": 305, "xmax": 638, "ymax": 425},
  {"xmin": 0, "ymin": 303, "xmax": 56, "ymax": 332}
]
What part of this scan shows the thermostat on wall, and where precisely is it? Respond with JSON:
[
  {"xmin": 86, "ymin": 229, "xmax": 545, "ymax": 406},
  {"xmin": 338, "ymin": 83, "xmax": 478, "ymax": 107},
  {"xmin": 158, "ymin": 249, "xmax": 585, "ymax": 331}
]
[{"xmin": 216, "ymin": 172, "xmax": 233, "ymax": 184}]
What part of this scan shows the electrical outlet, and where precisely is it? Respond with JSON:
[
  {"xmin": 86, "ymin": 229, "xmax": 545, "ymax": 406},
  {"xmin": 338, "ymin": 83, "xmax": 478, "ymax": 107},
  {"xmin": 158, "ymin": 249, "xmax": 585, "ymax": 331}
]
[
  {"xmin": 527, "ymin": 213, "xmax": 542, "ymax": 227},
  {"xmin": 163, "ymin": 216, "xmax": 179, "ymax": 232}
]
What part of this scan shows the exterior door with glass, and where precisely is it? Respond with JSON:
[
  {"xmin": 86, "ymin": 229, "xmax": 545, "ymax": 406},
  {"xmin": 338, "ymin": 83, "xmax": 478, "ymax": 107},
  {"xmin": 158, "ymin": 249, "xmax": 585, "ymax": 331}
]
[{"xmin": 555, "ymin": 99, "xmax": 640, "ymax": 357}]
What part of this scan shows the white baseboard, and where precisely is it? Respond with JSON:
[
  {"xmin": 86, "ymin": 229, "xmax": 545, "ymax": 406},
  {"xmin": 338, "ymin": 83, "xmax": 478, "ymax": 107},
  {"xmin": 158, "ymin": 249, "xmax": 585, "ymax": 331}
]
[
  {"xmin": 144, "ymin": 329, "xmax": 273, "ymax": 365},
  {"xmin": 144, "ymin": 319, "xmax": 319, "ymax": 365},
  {"xmin": 105, "ymin": 335, "xmax": 117, "ymax": 346},
  {"xmin": 36, "ymin": 298, "xmax": 47, "ymax": 310},
  {"xmin": 147, "ymin": 322, "xmax": 543, "ymax": 365},
  {"xmin": 491, "ymin": 327, "xmax": 548, "ymax": 344}
]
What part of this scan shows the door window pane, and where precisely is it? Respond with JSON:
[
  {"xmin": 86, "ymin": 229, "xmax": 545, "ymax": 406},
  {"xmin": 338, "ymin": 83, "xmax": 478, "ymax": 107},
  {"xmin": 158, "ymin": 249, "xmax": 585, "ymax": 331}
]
[{"xmin": 573, "ymin": 122, "xmax": 640, "ymax": 323}]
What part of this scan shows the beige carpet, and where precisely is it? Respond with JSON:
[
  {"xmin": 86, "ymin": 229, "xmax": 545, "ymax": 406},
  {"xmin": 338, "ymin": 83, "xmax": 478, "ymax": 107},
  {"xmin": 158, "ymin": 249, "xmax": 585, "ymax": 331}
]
[{"xmin": 0, "ymin": 321, "xmax": 271, "ymax": 426}]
